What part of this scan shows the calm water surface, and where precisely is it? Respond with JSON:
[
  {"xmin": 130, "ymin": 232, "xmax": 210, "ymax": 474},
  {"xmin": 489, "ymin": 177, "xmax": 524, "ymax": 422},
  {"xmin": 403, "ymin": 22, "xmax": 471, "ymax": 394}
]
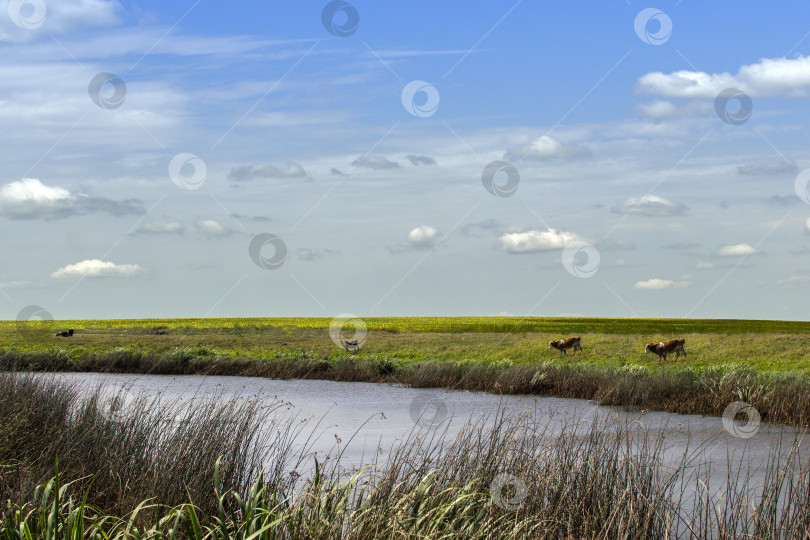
[{"xmin": 45, "ymin": 372, "xmax": 808, "ymax": 497}]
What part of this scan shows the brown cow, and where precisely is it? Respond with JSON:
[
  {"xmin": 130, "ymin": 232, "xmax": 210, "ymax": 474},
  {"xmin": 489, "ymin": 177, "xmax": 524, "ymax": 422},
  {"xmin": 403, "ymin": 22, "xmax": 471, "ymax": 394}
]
[
  {"xmin": 549, "ymin": 336, "xmax": 583, "ymax": 356},
  {"xmin": 645, "ymin": 338, "xmax": 686, "ymax": 364}
]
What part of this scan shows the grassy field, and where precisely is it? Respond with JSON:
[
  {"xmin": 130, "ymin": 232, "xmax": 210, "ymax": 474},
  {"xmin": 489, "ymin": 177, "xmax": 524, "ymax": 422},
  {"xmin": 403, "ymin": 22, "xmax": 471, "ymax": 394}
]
[{"xmin": 2, "ymin": 316, "xmax": 810, "ymax": 426}]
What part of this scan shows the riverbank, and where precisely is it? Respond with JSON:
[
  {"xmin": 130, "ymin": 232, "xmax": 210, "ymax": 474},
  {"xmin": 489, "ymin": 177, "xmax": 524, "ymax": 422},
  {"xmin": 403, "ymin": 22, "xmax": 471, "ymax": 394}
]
[
  {"xmin": 2, "ymin": 317, "xmax": 809, "ymax": 426},
  {"xmin": 1, "ymin": 373, "xmax": 808, "ymax": 539}
]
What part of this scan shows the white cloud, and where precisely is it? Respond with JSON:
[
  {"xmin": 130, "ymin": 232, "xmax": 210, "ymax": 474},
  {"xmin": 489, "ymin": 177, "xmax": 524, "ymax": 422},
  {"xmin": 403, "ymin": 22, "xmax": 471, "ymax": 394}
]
[
  {"xmin": 0, "ymin": 0, "xmax": 121, "ymax": 43},
  {"xmin": 634, "ymin": 100, "xmax": 678, "ymax": 120},
  {"xmin": 777, "ymin": 275, "xmax": 810, "ymax": 287},
  {"xmin": 634, "ymin": 278, "xmax": 691, "ymax": 290},
  {"xmin": 718, "ymin": 243, "xmax": 758, "ymax": 256},
  {"xmin": 498, "ymin": 228, "xmax": 583, "ymax": 253},
  {"xmin": 696, "ymin": 261, "xmax": 716, "ymax": 269},
  {"xmin": 0, "ymin": 177, "xmax": 70, "ymax": 202},
  {"xmin": 637, "ymin": 55, "xmax": 810, "ymax": 98},
  {"xmin": 138, "ymin": 221, "xmax": 185, "ymax": 235},
  {"xmin": 51, "ymin": 259, "xmax": 143, "ymax": 279},
  {"xmin": 408, "ymin": 225, "xmax": 440, "ymax": 249},
  {"xmin": 612, "ymin": 194, "xmax": 686, "ymax": 217},
  {"xmin": 504, "ymin": 135, "xmax": 591, "ymax": 161},
  {"xmin": 196, "ymin": 219, "xmax": 231, "ymax": 237},
  {"xmin": 806, "ymin": 217, "xmax": 810, "ymax": 233},
  {"xmin": 0, "ymin": 178, "xmax": 143, "ymax": 220}
]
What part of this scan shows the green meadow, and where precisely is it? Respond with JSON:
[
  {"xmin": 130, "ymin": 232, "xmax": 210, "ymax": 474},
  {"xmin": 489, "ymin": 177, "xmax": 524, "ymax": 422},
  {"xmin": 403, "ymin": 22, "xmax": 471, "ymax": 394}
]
[{"xmin": 2, "ymin": 317, "xmax": 809, "ymax": 425}]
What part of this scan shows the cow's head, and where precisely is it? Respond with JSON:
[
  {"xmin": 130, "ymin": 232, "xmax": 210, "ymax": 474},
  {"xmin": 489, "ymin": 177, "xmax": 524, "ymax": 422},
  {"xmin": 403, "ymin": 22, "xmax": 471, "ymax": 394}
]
[
  {"xmin": 644, "ymin": 342, "xmax": 658, "ymax": 354},
  {"xmin": 549, "ymin": 340, "xmax": 559, "ymax": 350}
]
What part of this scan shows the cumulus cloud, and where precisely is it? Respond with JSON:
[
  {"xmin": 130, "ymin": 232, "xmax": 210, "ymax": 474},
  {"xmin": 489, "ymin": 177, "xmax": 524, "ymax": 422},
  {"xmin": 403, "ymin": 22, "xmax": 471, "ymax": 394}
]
[
  {"xmin": 696, "ymin": 261, "xmax": 716, "ymax": 269},
  {"xmin": 504, "ymin": 135, "xmax": 591, "ymax": 161},
  {"xmin": 498, "ymin": 228, "xmax": 583, "ymax": 253},
  {"xmin": 227, "ymin": 162, "xmax": 307, "ymax": 182},
  {"xmin": 612, "ymin": 194, "xmax": 686, "ymax": 217},
  {"xmin": 51, "ymin": 259, "xmax": 144, "ymax": 280},
  {"xmin": 718, "ymin": 243, "xmax": 758, "ymax": 256},
  {"xmin": 738, "ymin": 162, "xmax": 797, "ymax": 176},
  {"xmin": 351, "ymin": 155, "xmax": 400, "ymax": 170},
  {"xmin": 637, "ymin": 55, "xmax": 810, "ymax": 98},
  {"xmin": 137, "ymin": 221, "xmax": 185, "ymax": 235},
  {"xmin": 634, "ymin": 278, "xmax": 691, "ymax": 290},
  {"xmin": 0, "ymin": 178, "xmax": 144, "ymax": 220},
  {"xmin": 408, "ymin": 225, "xmax": 440, "ymax": 249},
  {"xmin": 406, "ymin": 155, "xmax": 436, "ymax": 166},
  {"xmin": 196, "ymin": 219, "xmax": 232, "ymax": 237}
]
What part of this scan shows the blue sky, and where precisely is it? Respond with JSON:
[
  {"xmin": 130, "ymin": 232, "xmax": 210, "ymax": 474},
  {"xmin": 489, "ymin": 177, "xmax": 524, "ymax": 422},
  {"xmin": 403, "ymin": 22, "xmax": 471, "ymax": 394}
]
[{"xmin": 2, "ymin": 0, "xmax": 810, "ymax": 320}]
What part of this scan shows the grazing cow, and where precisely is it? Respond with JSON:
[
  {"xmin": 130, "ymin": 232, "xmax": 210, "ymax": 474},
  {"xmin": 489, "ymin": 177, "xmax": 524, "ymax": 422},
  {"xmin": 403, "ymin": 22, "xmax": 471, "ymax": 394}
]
[
  {"xmin": 341, "ymin": 339, "xmax": 360, "ymax": 352},
  {"xmin": 549, "ymin": 336, "xmax": 583, "ymax": 356},
  {"xmin": 645, "ymin": 338, "xmax": 686, "ymax": 364},
  {"xmin": 56, "ymin": 329, "xmax": 74, "ymax": 337}
]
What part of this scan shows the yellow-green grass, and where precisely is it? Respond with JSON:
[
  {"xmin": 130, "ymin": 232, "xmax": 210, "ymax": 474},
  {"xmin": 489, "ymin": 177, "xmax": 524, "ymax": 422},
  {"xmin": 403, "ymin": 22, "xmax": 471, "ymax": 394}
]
[{"xmin": 2, "ymin": 317, "xmax": 809, "ymax": 373}]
